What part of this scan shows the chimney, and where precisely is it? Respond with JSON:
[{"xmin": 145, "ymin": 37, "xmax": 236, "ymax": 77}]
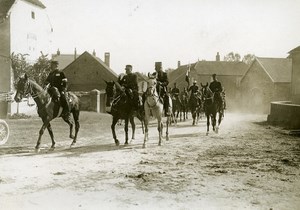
[
  {"xmin": 104, "ymin": 52, "xmax": 110, "ymax": 67},
  {"xmin": 216, "ymin": 52, "xmax": 220, "ymax": 61},
  {"xmin": 92, "ymin": 49, "xmax": 96, "ymax": 56},
  {"xmin": 177, "ymin": 61, "xmax": 181, "ymax": 68},
  {"xmin": 57, "ymin": 48, "xmax": 60, "ymax": 55},
  {"xmin": 74, "ymin": 48, "xmax": 77, "ymax": 60}
]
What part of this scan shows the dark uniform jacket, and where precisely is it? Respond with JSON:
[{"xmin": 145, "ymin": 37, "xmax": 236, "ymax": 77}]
[
  {"xmin": 156, "ymin": 71, "xmax": 169, "ymax": 87},
  {"xmin": 171, "ymin": 87, "xmax": 180, "ymax": 96},
  {"xmin": 119, "ymin": 73, "xmax": 138, "ymax": 91},
  {"xmin": 209, "ymin": 80, "xmax": 223, "ymax": 93},
  {"xmin": 188, "ymin": 85, "xmax": 199, "ymax": 94},
  {"xmin": 46, "ymin": 69, "xmax": 67, "ymax": 91}
]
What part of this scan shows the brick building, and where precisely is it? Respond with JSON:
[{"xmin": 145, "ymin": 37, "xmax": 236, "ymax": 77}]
[{"xmin": 239, "ymin": 57, "xmax": 292, "ymax": 113}]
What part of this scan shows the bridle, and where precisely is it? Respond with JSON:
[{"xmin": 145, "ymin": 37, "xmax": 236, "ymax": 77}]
[{"xmin": 146, "ymin": 80, "xmax": 160, "ymax": 108}]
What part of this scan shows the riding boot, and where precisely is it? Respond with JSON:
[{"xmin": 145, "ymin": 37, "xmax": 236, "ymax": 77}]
[
  {"xmin": 164, "ymin": 96, "xmax": 170, "ymax": 116},
  {"xmin": 60, "ymin": 92, "xmax": 70, "ymax": 116}
]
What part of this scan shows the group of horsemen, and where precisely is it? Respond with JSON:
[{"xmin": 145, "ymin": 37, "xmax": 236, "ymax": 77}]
[{"xmin": 45, "ymin": 60, "xmax": 226, "ymax": 117}]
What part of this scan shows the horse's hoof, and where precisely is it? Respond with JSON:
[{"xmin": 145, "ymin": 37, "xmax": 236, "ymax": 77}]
[
  {"xmin": 35, "ymin": 148, "xmax": 40, "ymax": 153},
  {"xmin": 142, "ymin": 144, "xmax": 146, "ymax": 149},
  {"xmin": 49, "ymin": 147, "xmax": 55, "ymax": 151},
  {"xmin": 115, "ymin": 140, "xmax": 120, "ymax": 146},
  {"xmin": 166, "ymin": 136, "xmax": 169, "ymax": 141},
  {"xmin": 206, "ymin": 132, "xmax": 209, "ymax": 136},
  {"xmin": 69, "ymin": 135, "xmax": 75, "ymax": 139}
]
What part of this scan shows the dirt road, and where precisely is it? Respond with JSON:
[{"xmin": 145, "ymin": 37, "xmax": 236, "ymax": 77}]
[{"xmin": 0, "ymin": 112, "xmax": 299, "ymax": 210}]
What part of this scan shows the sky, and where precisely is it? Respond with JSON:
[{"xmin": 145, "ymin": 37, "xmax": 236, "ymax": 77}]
[{"xmin": 42, "ymin": 0, "xmax": 300, "ymax": 74}]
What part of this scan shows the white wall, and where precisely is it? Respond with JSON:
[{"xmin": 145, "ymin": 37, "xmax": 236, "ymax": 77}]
[{"xmin": 10, "ymin": 0, "xmax": 52, "ymax": 62}]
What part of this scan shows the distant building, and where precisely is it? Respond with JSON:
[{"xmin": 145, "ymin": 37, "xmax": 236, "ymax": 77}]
[
  {"xmin": 288, "ymin": 46, "xmax": 300, "ymax": 104},
  {"xmin": 239, "ymin": 57, "xmax": 292, "ymax": 113},
  {"xmin": 63, "ymin": 51, "xmax": 117, "ymax": 92},
  {"xmin": 169, "ymin": 53, "xmax": 248, "ymax": 109}
]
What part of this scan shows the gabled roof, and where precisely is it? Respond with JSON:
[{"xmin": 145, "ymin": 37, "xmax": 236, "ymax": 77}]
[
  {"xmin": 168, "ymin": 63, "xmax": 197, "ymax": 87},
  {"xmin": 64, "ymin": 51, "xmax": 118, "ymax": 78},
  {"xmin": 288, "ymin": 46, "xmax": 300, "ymax": 54},
  {"xmin": 194, "ymin": 61, "xmax": 248, "ymax": 76},
  {"xmin": 52, "ymin": 54, "xmax": 77, "ymax": 70},
  {"xmin": 0, "ymin": 0, "xmax": 46, "ymax": 17},
  {"xmin": 255, "ymin": 57, "xmax": 292, "ymax": 83}
]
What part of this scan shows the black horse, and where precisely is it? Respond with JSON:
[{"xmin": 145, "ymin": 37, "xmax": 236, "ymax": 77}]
[
  {"xmin": 200, "ymin": 83, "xmax": 224, "ymax": 135},
  {"xmin": 105, "ymin": 81, "xmax": 144, "ymax": 146},
  {"xmin": 189, "ymin": 91, "xmax": 202, "ymax": 125},
  {"xmin": 180, "ymin": 92, "xmax": 189, "ymax": 121},
  {"xmin": 14, "ymin": 74, "xmax": 80, "ymax": 152}
]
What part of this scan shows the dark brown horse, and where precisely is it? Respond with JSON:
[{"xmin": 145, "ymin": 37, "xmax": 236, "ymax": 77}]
[
  {"xmin": 105, "ymin": 81, "xmax": 144, "ymax": 146},
  {"xmin": 14, "ymin": 74, "xmax": 80, "ymax": 152},
  {"xmin": 200, "ymin": 83, "xmax": 224, "ymax": 135}
]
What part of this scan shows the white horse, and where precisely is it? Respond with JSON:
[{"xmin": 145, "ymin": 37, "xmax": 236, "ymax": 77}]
[{"xmin": 143, "ymin": 77, "xmax": 172, "ymax": 148}]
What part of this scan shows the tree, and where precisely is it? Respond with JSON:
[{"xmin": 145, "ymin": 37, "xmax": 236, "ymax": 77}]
[
  {"xmin": 11, "ymin": 52, "xmax": 51, "ymax": 87},
  {"xmin": 30, "ymin": 52, "xmax": 51, "ymax": 86},
  {"xmin": 11, "ymin": 53, "xmax": 32, "ymax": 87},
  {"xmin": 242, "ymin": 54, "xmax": 256, "ymax": 66},
  {"xmin": 224, "ymin": 52, "xmax": 241, "ymax": 62}
]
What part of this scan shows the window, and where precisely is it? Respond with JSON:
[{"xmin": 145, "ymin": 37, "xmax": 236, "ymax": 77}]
[{"xmin": 31, "ymin": 11, "xmax": 35, "ymax": 19}]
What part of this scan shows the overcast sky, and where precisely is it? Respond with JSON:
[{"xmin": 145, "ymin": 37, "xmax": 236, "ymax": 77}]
[{"xmin": 42, "ymin": 0, "xmax": 300, "ymax": 74}]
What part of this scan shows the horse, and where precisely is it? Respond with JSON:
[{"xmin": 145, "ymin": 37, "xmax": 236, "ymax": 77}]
[
  {"xmin": 143, "ymin": 77, "xmax": 172, "ymax": 148},
  {"xmin": 105, "ymin": 81, "xmax": 144, "ymax": 146},
  {"xmin": 171, "ymin": 94, "xmax": 181, "ymax": 124},
  {"xmin": 188, "ymin": 91, "xmax": 202, "ymax": 125},
  {"xmin": 14, "ymin": 74, "xmax": 80, "ymax": 152},
  {"xmin": 180, "ymin": 92, "xmax": 189, "ymax": 121},
  {"xmin": 200, "ymin": 83, "xmax": 223, "ymax": 135}
]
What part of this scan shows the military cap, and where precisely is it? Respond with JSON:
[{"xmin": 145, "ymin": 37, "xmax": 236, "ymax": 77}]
[
  {"xmin": 212, "ymin": 73, "xmax": 217, "ymax": 77},
  {"xmin": 125, "ymin": 64, "xmax": 132, "ymax": 70}
]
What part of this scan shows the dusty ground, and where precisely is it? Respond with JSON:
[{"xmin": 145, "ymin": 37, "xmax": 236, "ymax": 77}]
[{"xmin": 0, "ymin": 111, "xmax": 299, "ymax": 210}]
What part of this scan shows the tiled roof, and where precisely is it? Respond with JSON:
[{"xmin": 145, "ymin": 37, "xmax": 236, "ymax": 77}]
[
  {"xmin": 0, "ymin": 0, "xmax": 45, "ymax": 17},
  {"xmin": 255, "ymin": 57, "xmax": 292, "ymax": 83},
  {"xmin": 288, "ymin": 46, "xmax": 300, "ymax": 54},
  {"xmin": 194, "ymin": 61, "xmax": 248, "ymax": 76},
  {"xmin": 52, "ymin": 54, "xmax": 77, "ymax": 70},
  {"xmin": 168, "ymin": 63, "xmax": 197, "ymax": 87}
]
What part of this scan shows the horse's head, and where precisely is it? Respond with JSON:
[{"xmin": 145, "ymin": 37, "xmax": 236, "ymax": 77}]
[
  {"xmin": 105, "ymin": 80, "xmax": 115, "ymax": 98},
  {"xmin": 14, "ymin": 74, "xmax": 31, "ymax": 102},
  {"xmin": 146, "ymin": 77, "xmax": 157, "ymax": 96},
  {"xmin": 200, "ymin": 82, "xmax": 212, "ymax": 100}
]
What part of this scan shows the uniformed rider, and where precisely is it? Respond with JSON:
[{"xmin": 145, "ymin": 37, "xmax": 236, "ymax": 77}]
[
  {"xmin": 118, "ymin": 64, "xmax": 140, "ymax": 111},
  {"xmin": 45, "ymin": 60, "xmax": 70, "ymax": 116},
  {"xmin": 209, "ymin": 73, "xmax": 226, "ymax": 109},
  {"xmin": 153, "ymin": 62, "xmax": 170, "ymax": 116}
]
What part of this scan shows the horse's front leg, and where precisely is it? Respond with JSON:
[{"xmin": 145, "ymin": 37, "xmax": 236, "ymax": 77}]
[
  {"xmin": 206, "ymin": 115, "xmax": 210, "ymax": 136},
  {"xmin": 165, "ymin": 116, "xmax": 169, "ymax": 141},
  {"xmin": 129, "ymin": 116, "xmax": 135, "ymax": 140},
  {"xmin": 158, "ymin": 119, "xmax": 163, "ymax": 146},
  {"xmin": 36, "ymin": 119, "xmax": 50, "ymax": 152},
  {"xmin": 46, "ymin": 123, "xmax": 55, "ymax": 150},
  {"xmin": 111, "ymin": 117, "xmax": 119, "ymax": 146},
  {"xmin": 124, "ymin": 118, "xmax": 129, "ymax": 145},
  {"xmin": 143, "ymin": 118, "xmax": 149, "ymax": 148}
]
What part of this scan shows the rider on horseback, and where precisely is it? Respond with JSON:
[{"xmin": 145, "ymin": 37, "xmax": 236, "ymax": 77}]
[
  {"xmin": 118, "ymin": 64, "xmax": 140, "ymax": 113},
  {"xmin": 188, "ymin": 81, "xmax": 201, "ymax": 101},
  {"xmin": 153, "ymin": 62, "xmax": 171, "ymax": 116},
  {"xmin": 171, "ymin": 83, "xmax": 180, "ymax": 101},
  {"xmin": 209, "ymin": 74, "xmax": 226, "ymax": 109},
  {"xmin": 45, "ymin": 60, "xmax": 70, "ymax": 116}
]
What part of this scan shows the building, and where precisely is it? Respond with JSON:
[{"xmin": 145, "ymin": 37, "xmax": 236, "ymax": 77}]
[
  {"xmin": 0, "ymin": 0, "xmax": 52, "ymax": 116},
  {"xmin": 288, "ymin": 46, "xmax": 300, "ymax": 104},
  {"xmin": 63, "ymin": 51, "xmax": 118, "ymax": 92},
  {"xmin": 239, "ymin": 57, "xmax": 292, "ymax": 113},
  {"xmin": 169, "ymin": 54, "xmax": 248, "ymax": 110}
]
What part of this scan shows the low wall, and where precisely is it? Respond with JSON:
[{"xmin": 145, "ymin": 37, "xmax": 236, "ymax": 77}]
[
  {"xmin": 267, "ymin": 101, "xmax": 300, "ymax": 129},
  {"xmin": 74, "ymin": 90, "xmax": 106, "ymax": 113}
]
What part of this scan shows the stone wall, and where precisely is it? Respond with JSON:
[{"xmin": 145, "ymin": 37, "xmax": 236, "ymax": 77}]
[
  {"xmin": 74, "ymin": 90, "xmax": 106, "ymax": 113},
  {"xmin": 267, "ymin": 101, "xmax": 300, "ymax": 129}
]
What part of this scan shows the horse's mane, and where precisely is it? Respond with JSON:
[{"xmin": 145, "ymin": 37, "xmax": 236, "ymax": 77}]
[{"xmin": 28, "ymin": 79, "xmax": 50, "ymax": 98}]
